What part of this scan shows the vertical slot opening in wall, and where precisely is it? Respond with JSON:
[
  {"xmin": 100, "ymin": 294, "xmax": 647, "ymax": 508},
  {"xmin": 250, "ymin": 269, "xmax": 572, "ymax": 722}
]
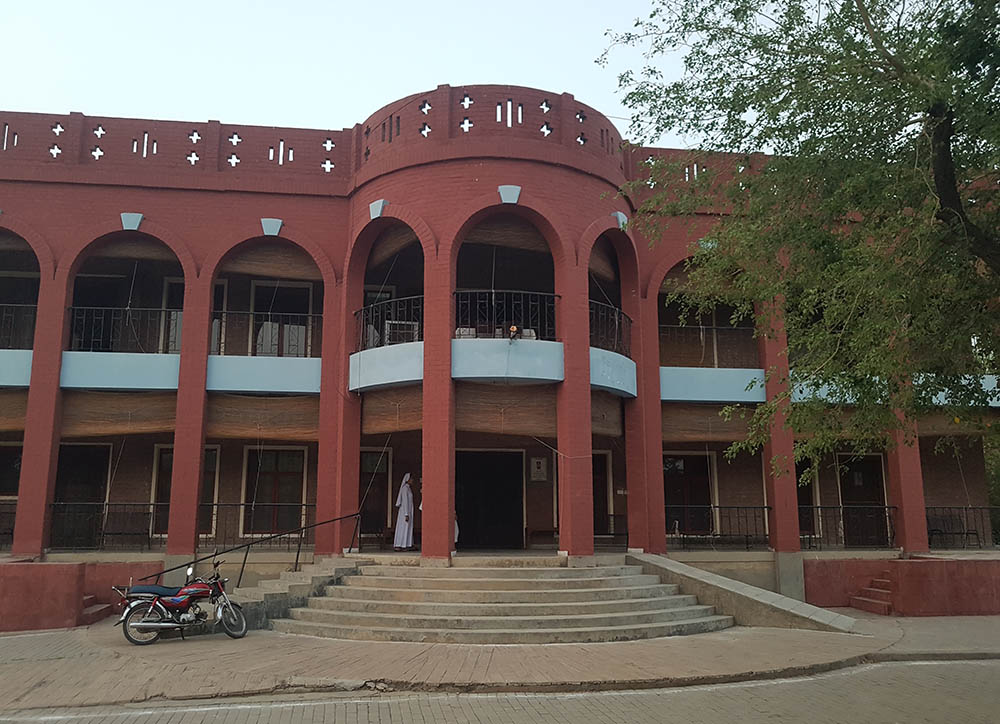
[
  {"xmin": 506, "ymin": 99, "xmax": 513, "ymax": 128},
  {"xmin": 496, "ymin": 103, "xmax": 503, "ymax": 123},
  {"xmin": 396, "ymin": 116, "xmax": 400, "ymax": 137},
  {"xmin": 517, "ymin": 104, "xmax": 523, "ymax": 124},
  {"xmin": 381, "ymin": 122, "xmax": 386, "ymax": 142},
  {"xmin": 388, "ymin": 115, "xmax": 393, "ymax": 142}
]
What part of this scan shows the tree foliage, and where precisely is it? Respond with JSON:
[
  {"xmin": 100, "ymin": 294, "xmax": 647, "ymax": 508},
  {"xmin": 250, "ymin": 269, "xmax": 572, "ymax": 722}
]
[{"xmin": 605, "ymin": 0, "xmax": 999, "ymax": 472}]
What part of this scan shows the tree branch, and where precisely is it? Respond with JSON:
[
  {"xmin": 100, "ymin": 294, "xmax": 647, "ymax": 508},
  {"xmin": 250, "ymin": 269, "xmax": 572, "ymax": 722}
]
[{"xmin": 927, "ymin": 103, "xmax": 1000, "ymax": 276}]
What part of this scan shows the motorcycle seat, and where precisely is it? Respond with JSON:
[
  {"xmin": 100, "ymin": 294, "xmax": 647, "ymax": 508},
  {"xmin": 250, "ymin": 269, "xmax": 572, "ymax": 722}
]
[{"xmin": 130, "ymin": 584, "xmax": 184, "ymax": 596}]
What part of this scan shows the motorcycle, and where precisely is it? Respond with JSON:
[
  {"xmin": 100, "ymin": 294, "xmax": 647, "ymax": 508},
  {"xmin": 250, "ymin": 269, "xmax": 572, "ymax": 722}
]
[{"xmin": 113, "ymin": 559, "xmax": 247, "ymax": 646}]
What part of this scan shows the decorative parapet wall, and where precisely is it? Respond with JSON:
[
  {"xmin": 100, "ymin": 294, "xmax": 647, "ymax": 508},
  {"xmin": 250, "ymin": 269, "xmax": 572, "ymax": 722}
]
[{"xmin": 0, "ymin": 85, "xmax": 630, "ymax": 196}]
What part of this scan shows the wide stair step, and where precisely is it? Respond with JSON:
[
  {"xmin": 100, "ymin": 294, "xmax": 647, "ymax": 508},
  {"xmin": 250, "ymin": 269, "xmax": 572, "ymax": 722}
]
[
  {"xmin": 849, "ymin": 596, "xmax": 892, "ymax": 616},
  {"xmin": 341, "ymin": 573, "xmax": 660, "ymax": 590},
  {"xmin": 271, "ymin": 615, "xmax": 734, "ymax": 644},
  {"xmin": 79, "ymin": 600, "xmax": 114, "ymax": 626},
  {"xmin": 268, "ymin": 561, "xmax": 731, "ymax": 643}
]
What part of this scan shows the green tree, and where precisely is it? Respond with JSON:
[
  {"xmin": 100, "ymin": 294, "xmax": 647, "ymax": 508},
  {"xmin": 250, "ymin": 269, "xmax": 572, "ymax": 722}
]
[{"xmin": 604, "ymin": 0, "xmax": 1000, "ymax": 473}]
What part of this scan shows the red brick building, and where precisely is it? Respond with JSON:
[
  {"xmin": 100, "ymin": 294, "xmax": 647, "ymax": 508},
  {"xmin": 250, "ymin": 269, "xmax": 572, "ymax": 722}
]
[{"xmin": 0, "ymin": 85, "xmax": 993, "ymax": 596}]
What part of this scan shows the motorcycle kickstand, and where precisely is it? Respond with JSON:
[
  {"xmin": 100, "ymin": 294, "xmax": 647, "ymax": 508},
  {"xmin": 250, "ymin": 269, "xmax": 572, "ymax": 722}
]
[{"xmin": 179, "ymin": 628, "xmax": 185, "ymax": 641}]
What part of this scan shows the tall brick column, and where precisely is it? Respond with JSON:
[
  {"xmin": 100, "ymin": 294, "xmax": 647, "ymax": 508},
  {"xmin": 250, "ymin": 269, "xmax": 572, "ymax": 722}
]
[
  {"xmin": 885, "ymin": 423, "xmax": 929, "ymax": 554},
  {"xmin": 420, "ymin": 252, "xmax": 455, "ymax": 564},
  {"xmin": 165, "ymin": 274, "xmax": 212, "ymax": 557},
  {"xmin": 756, "ymin": 305, "xmax": 803, "ymax": 598},
  {"xmin": 625, "ymin": 292, "xmax": 666, "ymax": 553},
  {"xmin": 12, "ymin": 270, "xmax": 72, "ymax": 556},
  {"xmin": 556, "ymin": 262, "xmax": 594, "ymax": 560},
  {"xmin": 314, "ymin": 282, "xmax": 345, "ymax": 555}
]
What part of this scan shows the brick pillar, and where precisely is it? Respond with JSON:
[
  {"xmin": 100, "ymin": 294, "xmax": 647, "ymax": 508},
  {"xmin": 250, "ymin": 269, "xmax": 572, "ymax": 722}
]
[
  {"xmin": 315, "ymin": 282, "xmax": 345, "ymax": 555},
  {"xmin": 556, "ymin": 262, "xmax": 594, "ymax": 560},
  {"xmin": 166, "ymin": 275, "xmax": 212, "ymax": 556},
  {"xmin": 756, "ymin": 305, "xmax": 804, "ymax": 599},
  {"xmin": 625, "ymin": 292, "xmax": 666, "ymax": 553},
  {"xmin": 420, "ymin": 253, "xmax": 455, "ymax": 564},
  {"xmin": 12, "ymin": 270, "xmax": 72, "ymax": 555},
  {"xmin": 755, "ymin": 308, "xmax": 800, "ymax": 553},
  {"xmin": 885, "ymin": 423, "xmax": 929, "ymax": 554}
]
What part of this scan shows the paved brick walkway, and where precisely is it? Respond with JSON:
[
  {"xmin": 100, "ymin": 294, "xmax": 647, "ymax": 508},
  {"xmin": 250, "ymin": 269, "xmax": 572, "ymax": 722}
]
[
  {"xmin": 2, "ymin": 661, "xmax": 998, "ymax": 723},
  {"xmin": 1, "ymin": 612, "xmax": 998, "ymax": 710}
]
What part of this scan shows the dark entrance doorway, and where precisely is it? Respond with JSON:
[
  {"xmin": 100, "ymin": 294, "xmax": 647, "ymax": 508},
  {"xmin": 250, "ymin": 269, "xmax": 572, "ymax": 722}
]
[
  {"xmin": 664, "ymin": 454, "xmax": 713, "ymax": 536},
  {"xmin": 455, "ymin": 451, "xmax": 523, "ymax": 549},
  {"xmin": 838, "ymin": 454, "xmax": 890, "ymax": 547},
  {"xmin": 593, "ymin": 453, "xmax": 610, "ymax": 536},
  {"xmin": 51, "ymin": 444, "xmax": 110, "ymax": 549}
]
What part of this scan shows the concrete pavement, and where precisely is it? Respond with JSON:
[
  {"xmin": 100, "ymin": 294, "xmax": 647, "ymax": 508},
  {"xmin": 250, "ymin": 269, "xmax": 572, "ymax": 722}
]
[
  {"xmin": 2, "ymin": 610, "xmax": 1000, "ymax": 710},
  {"xmin": 2, "ymin": 661, "xmax": 999, "ymax": 723}
]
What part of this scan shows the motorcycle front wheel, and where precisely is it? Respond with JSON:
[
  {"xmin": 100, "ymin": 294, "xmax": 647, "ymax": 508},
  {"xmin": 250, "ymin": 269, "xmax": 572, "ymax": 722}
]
[
  {"xmin": 220, "ymin": 602, "xmax": 247, "ymax": 639},
  {"xmin": 122, "ymin": 603, "xmax": 162, "ymax": 646}
]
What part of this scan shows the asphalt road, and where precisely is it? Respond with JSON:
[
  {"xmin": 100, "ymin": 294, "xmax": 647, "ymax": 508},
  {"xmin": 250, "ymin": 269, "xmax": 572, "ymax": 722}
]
[{"xmin": 2, "ymin": 660, "xmax": 997, "ymax": 724}]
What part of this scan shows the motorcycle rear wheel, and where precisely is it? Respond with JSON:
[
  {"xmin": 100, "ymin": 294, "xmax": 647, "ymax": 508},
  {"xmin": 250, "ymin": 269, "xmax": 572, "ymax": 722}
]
[
  {"xmin": 122, "ymin": 603, "xmax": 162, "ymax": 646},
  {"xmin": 220, "ymin": 603, "xmax": 247, "ymax": 639}
]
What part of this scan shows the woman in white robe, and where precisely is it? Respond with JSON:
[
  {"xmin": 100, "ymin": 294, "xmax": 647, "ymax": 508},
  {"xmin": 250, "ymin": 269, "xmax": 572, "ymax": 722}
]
[{"xmin": 393, "ymin": 473, "xmax": 415, "ymax": 550}]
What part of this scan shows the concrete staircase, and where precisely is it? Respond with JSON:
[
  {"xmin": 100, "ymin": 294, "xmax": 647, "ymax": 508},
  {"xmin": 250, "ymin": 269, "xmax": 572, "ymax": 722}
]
[
  {"xmin": 78, "ymin": 594, "xmax": 113, "ymax": 626},
  {"xmin": 232, "ymin": 558, "xmax": 360, "ymax": 629},
  {"xmin": 270, "ymin": 563, "xmax": 733, "ymax": 643},
  {"xmin": 849, "ymin": 570, "xmax": 894, "ymax": 615}
]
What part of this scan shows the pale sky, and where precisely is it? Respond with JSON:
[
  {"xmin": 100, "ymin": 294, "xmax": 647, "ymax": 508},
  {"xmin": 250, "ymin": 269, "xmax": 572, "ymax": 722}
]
[{"xmin": 2, "ymin": 0, "xmax": 686, "ymax": 147}]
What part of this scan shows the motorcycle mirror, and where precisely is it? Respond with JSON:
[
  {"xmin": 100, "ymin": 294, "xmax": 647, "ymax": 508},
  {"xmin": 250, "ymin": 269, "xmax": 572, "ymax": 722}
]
[{"xmin": 186, "ymin": 565, "xmax": 194, "ymax": 577}]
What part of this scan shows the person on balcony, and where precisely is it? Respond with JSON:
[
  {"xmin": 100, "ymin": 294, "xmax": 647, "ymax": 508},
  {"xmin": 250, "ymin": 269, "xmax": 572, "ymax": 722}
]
[{"xmin": 393, "ymin": 473, "xmax": 415, "ymax": 551}]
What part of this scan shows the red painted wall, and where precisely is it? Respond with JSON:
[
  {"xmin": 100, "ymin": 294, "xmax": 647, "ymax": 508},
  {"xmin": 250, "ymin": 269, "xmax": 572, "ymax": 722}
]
[
  {"xmin": 0, "ymin": 561, "xmax": 162, "ymax": 631},
  {"xmin": 804, "ymin": 558, "xmax": 1000, "ymax": 615}
]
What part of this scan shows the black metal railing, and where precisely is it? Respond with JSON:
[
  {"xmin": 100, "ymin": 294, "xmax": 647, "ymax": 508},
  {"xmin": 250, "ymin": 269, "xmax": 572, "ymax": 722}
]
[
  {"xmin": 49, "ymin": 502, "xmax": 170, "ymax": 550},
  {"xmin": 658, "ymin": 324, "xmax": 759, "ymax": 368},
  {"xmin": 355, "ymin": 295, "xmax": 424, "ymax": 351},
  {"xmin": 0, "ymin": 304, "xmax": 37, "ymax": 350},
  {"xmin": 454, "ymin": 290, "xmax": 558, "ymax": 341},
  {"xmin": 0, "ymin": 500, "xmax": 15, "ymax": 549},
  {"xmin": 210, "ymin": 311, "xmax": 322, "ymax": 358},
  {"xmin": 926, "ymin": 506, "xmax": 1000, "ymax": 549},
  {"xmin": 799, "ymin": 505, "xmax": 897, "ymax": 549},
  {"xmin": 69, "ymin": 307, "xmax": 181, "ymax": 353},
  {"xmin": 665, "ymin": 505, "xmax": 770, "ymax": 549},
  {"xmin": 589, "ymin": 300, "xmax": 632, "ymax": 357}
]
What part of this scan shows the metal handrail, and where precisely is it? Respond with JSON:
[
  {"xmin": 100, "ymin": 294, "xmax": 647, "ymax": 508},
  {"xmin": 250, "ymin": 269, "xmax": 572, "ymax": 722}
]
[
  {"xmin": 589, "ymin": 299, "xmax": 632, "ymax": 357},
  {"xmin": 139, "ymin": 509, "xmax": 364, "ymax": 588},
  {"xmin": 354, "ymin": 294, "xmax": 424, "ymax": 351}
]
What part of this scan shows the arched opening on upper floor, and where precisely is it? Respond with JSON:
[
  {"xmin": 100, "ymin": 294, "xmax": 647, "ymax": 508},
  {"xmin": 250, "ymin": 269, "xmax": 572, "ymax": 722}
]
[
  {"xmin": 656, "ymin": 259, "xmax": 758, "ymax": 369},
  {"xmin": 68, "ymin": 232, "xmax": 185, "ymax": 354},
  {"xmin": 357, "ymin": 223, "xmax": 424, "ymax": 351},
  {"xmin": 587, "ymin": 233, "xmax": 631, "ymax": 358},
  {"xmin": 211, "ymin": 237, "xmax": 324, "ymax": 358},
  {"xmin": 454, "ymin": 213, "xmax": 556, "ymax": 341},
  {"xmin": 0, "ymin": 229, "xmax": 40, "ymax": 351}
]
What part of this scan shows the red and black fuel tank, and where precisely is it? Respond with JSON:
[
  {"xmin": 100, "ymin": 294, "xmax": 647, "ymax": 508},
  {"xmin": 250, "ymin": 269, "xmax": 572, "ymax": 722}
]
[{"xmin": 159, "ymin": 582, "xmax": 212, "ymax": 609}]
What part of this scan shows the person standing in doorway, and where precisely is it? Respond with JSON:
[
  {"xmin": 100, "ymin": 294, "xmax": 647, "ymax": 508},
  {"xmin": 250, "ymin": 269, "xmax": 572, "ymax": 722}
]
[{"xmin": 393, "ymin": 473, "xmax": 415, "ymax": 551}]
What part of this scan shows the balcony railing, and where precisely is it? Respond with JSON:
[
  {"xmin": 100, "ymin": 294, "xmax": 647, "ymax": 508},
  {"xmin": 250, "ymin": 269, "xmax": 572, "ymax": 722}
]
[
  {"xmin": 49, "ymin": 502, "xmax": 169, "ymax": 550},
  {"xmin": 0, "ymin": 501, "xmax": 15, "ymax": 549},
  {"xmin": 659, "ymin": 325, "xmax": 759, "ymax": 368},
  {"xmin": 69, "ymin": 307, "xmax": 180, "ymax": 353},
  {"xmin": 665, "ymin": 505, "xmax": 770, "ymax": 549},
  {"xmin": 0, "ymin": 304, "xmax": 37, "ymax": 350},
  {"xmin": 355, "ymin": 295, "xmax": 424, "ymax": 352},
  {"xmin": 799, "ymin": 505, "xmax": 897, "ymax": 549},
  {"xmin": 454, "ymin": 290, "xmax": 558, "ymax": 341},
  {"xmin": 589, "ymin": 300, "xmax": 632, "ymax": 357},
  {"xmin": 211, "ymin": 311, "xmax": 322, "ymax": 358},
  {"xmin": 926, "ymin": 506, "xmax": 1000, "ymax": 549},
  {"xmin": 47, "ymin": 502, "xmax": 317, "ymax": 551}
]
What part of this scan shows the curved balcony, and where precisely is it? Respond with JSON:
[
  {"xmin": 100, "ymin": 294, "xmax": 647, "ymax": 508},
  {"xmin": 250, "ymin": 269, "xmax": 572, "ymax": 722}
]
[
  {"xmin": 355, "ymin": 295, "xmax": 424, "ymax": 352},
  {"xmin": 69, "ymin": 306, "xmax": 180, "ymax": 354},
  {"xmin": 350, "ymin": 296, "xmax": 425, "ymax": 392},
  {"xmin": 589, "ymin": 300, "xmax": 631, "ymax": 358},
  {"xmin": 453, "ymin": 290, "xmax": 557, "ymax": 341},
  {"xmin": 0, "ymin": 304, "xmax": 36, "ymax": 350}
]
